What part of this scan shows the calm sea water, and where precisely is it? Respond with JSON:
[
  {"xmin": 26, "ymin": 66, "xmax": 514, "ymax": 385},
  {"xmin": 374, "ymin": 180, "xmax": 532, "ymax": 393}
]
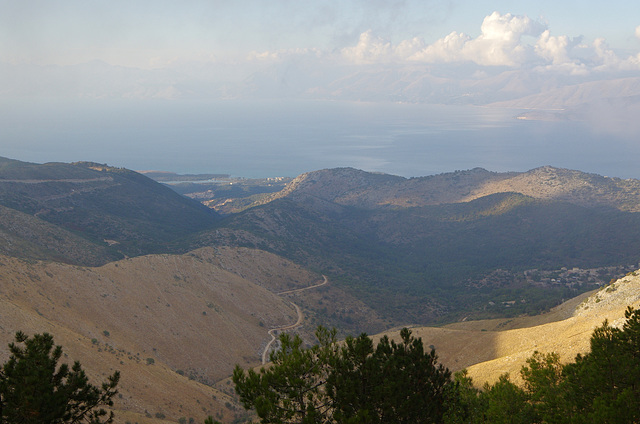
[{"xmin": 2, "ymin": 98, "xmax": 638, "ymax": 179}]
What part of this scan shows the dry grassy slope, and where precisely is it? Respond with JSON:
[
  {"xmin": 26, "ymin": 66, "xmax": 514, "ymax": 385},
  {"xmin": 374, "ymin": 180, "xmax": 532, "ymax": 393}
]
[
  {"xmin": 0, "ymin": 247, "xmax": 321, "ymax": 423},
  {"xmin": 377, "ymin": 272, "xmax": 640, "ymax": 387}
]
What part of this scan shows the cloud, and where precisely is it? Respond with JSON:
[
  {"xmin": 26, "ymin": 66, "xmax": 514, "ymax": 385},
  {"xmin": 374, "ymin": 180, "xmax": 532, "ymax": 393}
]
[
  {"xmin": 531, "ymin": 31, "xmax": 590, "ymax": 74},
  {"xmin": 535, "ymin": 30, "xmax": 571, "ymax": 65},
  {"xmin": 344, "ymin": 12, "xmax": 548, "ymax": 67},
  {"xmin": 462, "ymin": 11, "xmax": 546, "ymax": 66},
  {"xmin": 408, "ymin": 31, "xmax": 470, "ymax": 62},
  {"xmin": 247, "ymin": 48, "xmax": 325, "ymax": 62},
  {"xmin": 591, "ymin": 38, "xmax": 640, "ymax": 71},
  {"xmin": 338, "ymin": 11, "xmax": 640, "ymax": 76},
  {"xmin": 341, "ymin": 31, "xmax": 393, "ymax": 64},
  {"xmin": 478, "ymin": 11, "xmax": 545, "ymax": 43}
]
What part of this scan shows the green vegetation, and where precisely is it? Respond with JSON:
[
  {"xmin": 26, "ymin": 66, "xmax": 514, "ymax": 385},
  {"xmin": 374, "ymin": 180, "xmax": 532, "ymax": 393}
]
[
  {"xmin": 5, "ymin": 306, "xmax": 640, "ymax": 423},
  {"xmin": 0, "ymin": 332, "xmax": 120, "ymax": 423},
  {"xmin": 0, "ymin": 157, "xmax": 220, "ymax": 264},
  {"xmin": 456, "ymin": 305, "xmax": 640, "ymax": 423},
  {"xmin": 233, "ymin": 327, "xmax": 456, "ymax": 423},
  {"xmin": 2, "ymin": 157, "xmax": 639, "ymax": 330},
  {"xmin": 233, "ymin": 306, "xmax": 640, "ymax": 423},
  {"xmin": 212, "ymin": 192, "xmax": 640, "ymax": 327}
]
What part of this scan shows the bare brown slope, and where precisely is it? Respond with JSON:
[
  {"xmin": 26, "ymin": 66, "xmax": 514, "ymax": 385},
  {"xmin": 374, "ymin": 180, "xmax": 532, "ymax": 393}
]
[
  {"xmin": 377, "ymin": 271, "xmax": 640, "ymax": 387},
  {"xmin": 0, "ymin": 247, "xmax": 322, "ymax": 423}
]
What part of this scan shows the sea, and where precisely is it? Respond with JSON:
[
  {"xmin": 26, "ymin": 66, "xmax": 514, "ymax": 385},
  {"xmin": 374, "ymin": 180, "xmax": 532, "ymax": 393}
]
[{"xmin": 2, "ymin": 98, "xmax": 639, "ymax": 179}]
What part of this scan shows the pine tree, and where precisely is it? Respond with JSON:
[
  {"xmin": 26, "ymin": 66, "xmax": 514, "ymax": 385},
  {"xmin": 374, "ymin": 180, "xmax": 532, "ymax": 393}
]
[
  {"xmin": 234, "ymin": 327, "xmax": 456, "ymax": 423},
  {"xmin": 0, "ymin": 332, "xmax": 120, "ymax": 424}
]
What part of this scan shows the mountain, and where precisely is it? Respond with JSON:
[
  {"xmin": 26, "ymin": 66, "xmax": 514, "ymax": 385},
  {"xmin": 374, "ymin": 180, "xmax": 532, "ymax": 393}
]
[
  {"xmin": 489, "ymin": 76, "xmax": 640, "ymax": 110},
  {"xmin": 263, "ymin": 166, "xmax": 640, "ymax": 211},
  {"xmin": 0, "ymin": 157, "xmax": 220, "ymax": 263},
  {"xmin": 198, "ymin": 166, "xmax": 640, "ymax": 327},
  {"xmin": 488, "ymin": 76, "xmax": 640, "ymax": 127},
  {"xmin": 0, "ymin": 246, "xmax": 341, "ymax": 423},
  {"xmin": 377, "ymin": 269, "xmax": 640, "ymax": 388},
  {"xmin": 2, "ymin": 158, "xmax": 640, "ymax": 421},
  {"xmin": 0, "ymin": 204, "xmax": 120, "ymax": 265},
  {"xmin": 6, "ymin": 59, "xmax": 635, "ymax": 108}
]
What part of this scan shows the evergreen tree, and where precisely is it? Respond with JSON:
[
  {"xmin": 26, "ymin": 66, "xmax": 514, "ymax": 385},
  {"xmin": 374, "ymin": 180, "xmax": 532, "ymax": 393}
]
[
  {"xmin": 0, "ymin": 332, "xmax": 120, "ymax": 424},
  {"xmin": 477, "ymin": 305, "xmax": 640, "ymax": 424},
  {"xmin": 327, "ymin": 328, "xmax": 453, "ymax": 423},
  {"xmin": 234, "ymin": 327, "xmax": 456, "ymax": 423},
  {"xmin": 443, "ymin": 370, "xmax": 485, "ymax": 424},
  {"xmin": 233, "ymin": 327, "xmax": 337, "ymax": 423},
  {"xmin": 520, "ymin": 351, "xmax": 567, "ymax": 423},
  {"xmin": 562, "ymin": 306, "xmax": 640, "ymax": 423},
  {"xmin": 480, "ymin": 374, "xmax": 536, "ymax": 424}
]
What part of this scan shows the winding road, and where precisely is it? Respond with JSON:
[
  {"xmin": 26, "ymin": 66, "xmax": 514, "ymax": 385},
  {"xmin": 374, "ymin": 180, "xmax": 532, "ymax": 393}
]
[{"xmin": 261, "ymin": 275, "xmax": 328, "ymax": 364}]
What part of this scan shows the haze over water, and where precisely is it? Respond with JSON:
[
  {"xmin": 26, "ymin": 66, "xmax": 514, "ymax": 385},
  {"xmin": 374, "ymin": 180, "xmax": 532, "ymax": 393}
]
[{"xmin": 3, "ymin": 98, "xmax": 638, "ymax": 179}]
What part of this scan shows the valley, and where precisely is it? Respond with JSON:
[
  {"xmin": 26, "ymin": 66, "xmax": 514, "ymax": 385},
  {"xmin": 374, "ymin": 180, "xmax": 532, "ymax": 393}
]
[{"xmin": 1, "ymin": 157, "xmax": 640, "ymax": 422}]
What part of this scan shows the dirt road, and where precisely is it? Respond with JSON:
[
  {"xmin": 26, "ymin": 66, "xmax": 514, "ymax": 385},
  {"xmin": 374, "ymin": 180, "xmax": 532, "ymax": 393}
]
[{"xmin": 261, "ymin": 275, "xmax": 328, "ymax": 364}]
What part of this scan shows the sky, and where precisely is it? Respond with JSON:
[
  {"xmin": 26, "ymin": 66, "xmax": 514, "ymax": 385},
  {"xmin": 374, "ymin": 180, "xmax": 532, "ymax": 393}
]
[
  {"xmin": 1, "ymin": 1, "xmax": 640, "ymax": 178},
  {"xmin": 2, "ymin": 0, "xmax": 639, "ymax": 70}
]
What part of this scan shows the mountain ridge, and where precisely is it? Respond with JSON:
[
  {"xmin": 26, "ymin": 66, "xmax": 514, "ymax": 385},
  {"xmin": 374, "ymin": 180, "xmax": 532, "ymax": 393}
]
[
  {"xmin": 255, "ymin": 165, "xmax": 640, "ymax": 212},
  {"xmin": 1, "ymin": 157, "xmax": 640, "ymax": 421},
  {"xmin": 0, "ymin": 157, "xmax": 221, "ymax": 264}
]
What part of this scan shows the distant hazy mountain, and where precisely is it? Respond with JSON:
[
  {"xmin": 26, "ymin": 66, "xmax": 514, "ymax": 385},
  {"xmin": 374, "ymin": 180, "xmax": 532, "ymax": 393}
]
[
  {"xmin": 5, "ymin": 59, "xmax": 639, "ymax": 110},
  {"xmin": 489, "ymin": 76, "xmax": 640, "ymax": 109}
]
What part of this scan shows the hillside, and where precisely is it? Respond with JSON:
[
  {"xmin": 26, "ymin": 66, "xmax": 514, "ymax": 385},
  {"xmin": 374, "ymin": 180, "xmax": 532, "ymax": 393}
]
[
  {"xmin": 0, "ymin": 246, "xmax": 341, "ymax": 423},
  {"xmin": 199, "ymin": 166, "xmax": 640, "ymax": 327},
  {"xmin": 259, "ymin": 166, "xmax": 640, "ymax": 212},
  {"xmin": 0, "ymin": 157, "xmax": 220, "ymax": 263},
  {"xmin": 375, "ymin": 270, "xmax": 640, "ymax": 388},
  {"xmin": 1, "ymin": 158, "xmax": 640, "ymax": 422},
  {"xmin": 0, "ymin": 204, "xmax": 121, "ymax": 265}
]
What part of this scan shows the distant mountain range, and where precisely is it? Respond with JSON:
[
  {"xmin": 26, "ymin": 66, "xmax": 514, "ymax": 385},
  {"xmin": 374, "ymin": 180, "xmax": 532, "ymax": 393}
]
[{"xmin": 4, "ymin": 60, "xmax": 640, "ymax": 115}]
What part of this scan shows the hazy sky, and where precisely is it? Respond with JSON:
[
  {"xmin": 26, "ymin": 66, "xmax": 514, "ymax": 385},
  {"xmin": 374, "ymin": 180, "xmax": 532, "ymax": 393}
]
[
  {"xmin": 2, "ymin": 1, "xmax": 640, "ymax": 178},
  {"xmin": 2, "ymin": 0, "xmax": 639, "ymax": 69}
]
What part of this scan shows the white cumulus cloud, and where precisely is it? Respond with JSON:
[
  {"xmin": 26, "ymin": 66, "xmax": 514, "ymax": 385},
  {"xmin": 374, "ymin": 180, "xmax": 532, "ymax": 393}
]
[
  {"xmin": 409, "ymin": 31, "xmax": 471, "ymax": 62},
  {"xmin": 459, "ymin": 11, "xmax": 546, "ymax": 66},
  {"xmin": 341, "ymin": 31, "xmax": 393, "ymax": 64},
  {"xmin": 253, "ymin": 12, "xmax": 640, "ymax": 78},
  {"xmin": 345, "ymin": 12, "xmax": 548, "ymax": 67},
  {"xmin": 535, "ymin": 30, "xmax": 571, "ymax": 65}
]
